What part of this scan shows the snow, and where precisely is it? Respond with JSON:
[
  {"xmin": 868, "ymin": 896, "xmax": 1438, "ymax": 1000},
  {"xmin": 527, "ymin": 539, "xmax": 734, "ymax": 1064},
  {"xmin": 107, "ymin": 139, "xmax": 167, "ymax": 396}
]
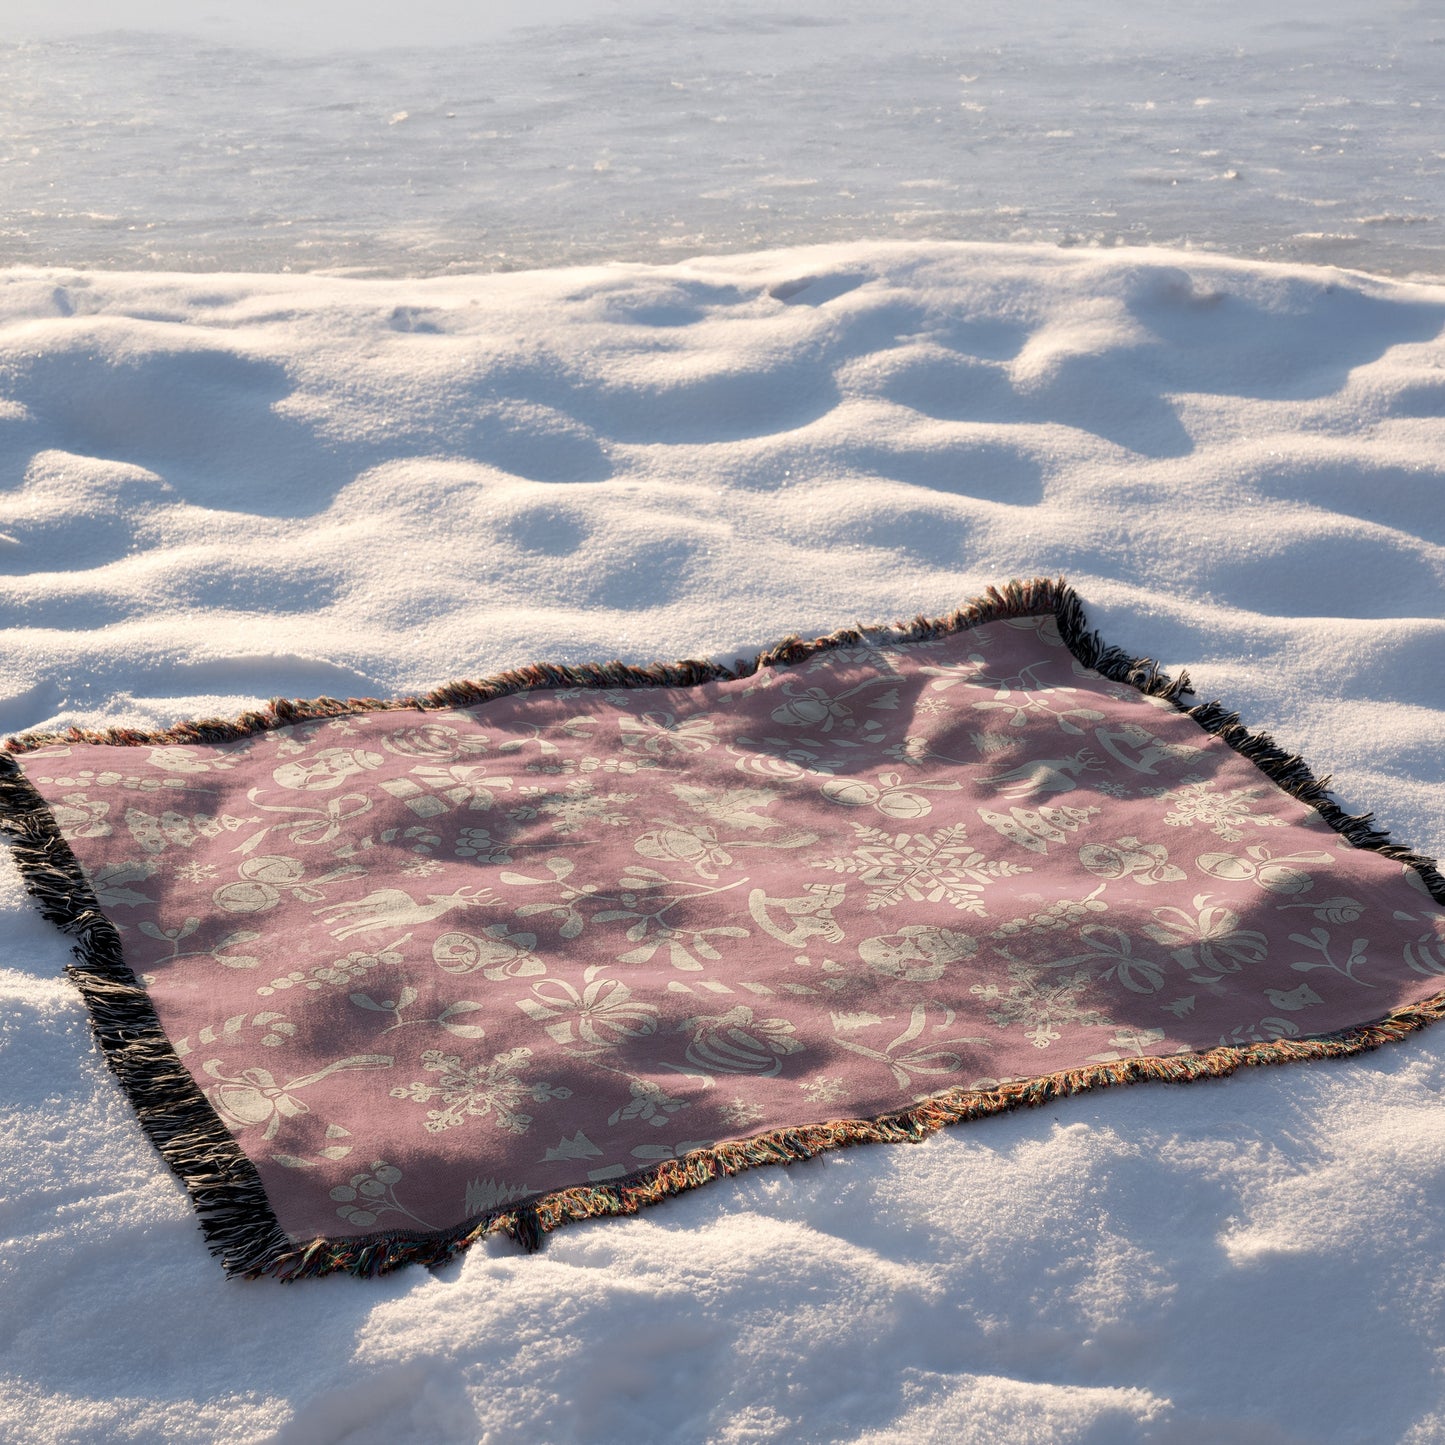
[{"xmin": 1, "ymin": 4, "xmax": 1444, "ymax": 1443}]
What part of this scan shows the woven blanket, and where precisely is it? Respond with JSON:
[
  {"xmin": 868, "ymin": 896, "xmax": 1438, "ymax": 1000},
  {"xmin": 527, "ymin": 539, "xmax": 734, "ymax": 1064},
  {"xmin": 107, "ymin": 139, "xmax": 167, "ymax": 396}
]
[{"xmin": 4, "ymin": 578, "xmax": 1443, "ymax": 1279}]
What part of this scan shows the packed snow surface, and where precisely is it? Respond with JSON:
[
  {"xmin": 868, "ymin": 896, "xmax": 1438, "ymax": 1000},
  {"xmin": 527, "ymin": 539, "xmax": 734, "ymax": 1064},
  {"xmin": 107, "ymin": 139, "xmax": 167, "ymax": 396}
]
[{"xmin": 0, "ymin": 240, "xmax": 1443, "ymax": 1442}]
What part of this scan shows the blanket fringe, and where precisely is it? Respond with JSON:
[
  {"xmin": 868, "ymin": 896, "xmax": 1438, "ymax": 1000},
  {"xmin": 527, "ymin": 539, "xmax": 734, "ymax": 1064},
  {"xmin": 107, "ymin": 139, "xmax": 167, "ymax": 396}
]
[
  {"xmin": 256, "ymin": 990, "xmax": 1445, "ymax": 1280},
  {"xmin": 1, "ymin": 575, "xmax": 1441, "ymax": 1279},
  {"xmin": 0, "ymin": 757, "xmax": 293, "ymax": 1276}
]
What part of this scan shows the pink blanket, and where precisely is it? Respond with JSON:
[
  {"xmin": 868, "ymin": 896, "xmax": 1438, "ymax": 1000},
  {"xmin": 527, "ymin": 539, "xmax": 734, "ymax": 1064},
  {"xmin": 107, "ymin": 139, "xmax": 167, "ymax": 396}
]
[{"xmin": 5, "ymin": 578, "xmax": 1442, "ymax": 1277}]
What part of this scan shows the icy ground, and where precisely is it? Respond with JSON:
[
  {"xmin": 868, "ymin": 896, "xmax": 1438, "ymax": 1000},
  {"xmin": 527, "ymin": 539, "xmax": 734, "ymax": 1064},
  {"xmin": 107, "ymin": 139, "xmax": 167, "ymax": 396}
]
[
  {"xmin": 3, "ymin": 0, "xmax": 1443, "ymax": 279},
  {"xmin": 2, "ymin": 3, "xmax": 1445, "ymax": 1443}
]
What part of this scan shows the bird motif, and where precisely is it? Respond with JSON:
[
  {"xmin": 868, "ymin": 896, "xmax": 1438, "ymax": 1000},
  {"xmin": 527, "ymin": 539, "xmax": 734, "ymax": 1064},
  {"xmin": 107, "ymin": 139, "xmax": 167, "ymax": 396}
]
[{"xmin": 315, "ymin": 885, "xmax": 494, "ymax": 940}]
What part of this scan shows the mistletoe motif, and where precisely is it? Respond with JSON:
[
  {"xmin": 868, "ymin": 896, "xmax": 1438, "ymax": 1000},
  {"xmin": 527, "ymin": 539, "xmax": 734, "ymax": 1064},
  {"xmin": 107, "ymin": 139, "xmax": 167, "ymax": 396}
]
[{"xmin": 1287, "ymin": 927, "xmax": 1374, "ymax": 989}]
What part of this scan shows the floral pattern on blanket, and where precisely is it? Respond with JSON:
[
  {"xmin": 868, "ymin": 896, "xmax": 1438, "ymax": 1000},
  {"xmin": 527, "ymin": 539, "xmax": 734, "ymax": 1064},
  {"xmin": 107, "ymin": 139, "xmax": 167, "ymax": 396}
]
[{"xmin": 19, "ymin": 614, "xmax": 1445, "ymax": 1242}]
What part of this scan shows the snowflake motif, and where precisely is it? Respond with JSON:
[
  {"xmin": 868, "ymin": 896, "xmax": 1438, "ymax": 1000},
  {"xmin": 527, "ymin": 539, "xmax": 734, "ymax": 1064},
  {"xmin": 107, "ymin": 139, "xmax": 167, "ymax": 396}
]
[
  {"xmin": 1152, "ymin": 782, "xmax": 1285, "ymax": 843},
  {"xmin": 971, "ymin": 965, "xmax": 1115, "ymax": 1048},
  {"xmin": 799, "ymin": 1075, "xmax": 848, "ymax": 1105},
  {"xmin": 1093, "ymin": 780, "xmax": 1131, "ymax": 798},
  {"xmin": 515, "ymin": 780, "xmax": 637, "ymax": 836},
  {"xmin": 914, "ymin": 695, "xmax": 953, "ymax": 717},
  {"xmin": 402, "ymin": 858, "xmax": 444, "ymax": 878},
  {"xmin": 390, "ymin": 1047, "xmax": 570, "ymax": 1135},
  {"xmin": 717, "ymin": 1097, "xmax": 767, "ymax": 1129},
  {"xmin": 174, "ymin": 860, "xmax": 217, "ymax": 884},
  {"xmin": 809, "ymin": 822, "xmax": 1031, "ymax": 914}
]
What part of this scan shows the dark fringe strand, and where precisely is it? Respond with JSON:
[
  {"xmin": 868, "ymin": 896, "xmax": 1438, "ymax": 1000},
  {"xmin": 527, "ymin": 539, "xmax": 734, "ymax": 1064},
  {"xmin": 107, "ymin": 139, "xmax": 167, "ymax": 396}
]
[{"xmin": 1, "ymin": 575, "xmax": 1441, "ymax": 1280}]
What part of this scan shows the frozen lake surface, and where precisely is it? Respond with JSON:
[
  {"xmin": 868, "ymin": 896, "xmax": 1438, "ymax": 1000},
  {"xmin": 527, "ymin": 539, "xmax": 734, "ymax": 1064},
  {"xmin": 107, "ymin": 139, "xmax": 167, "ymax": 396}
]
[{"xmin": 4, "ymin": 0, "xmax": 1443, "ymax": 279}]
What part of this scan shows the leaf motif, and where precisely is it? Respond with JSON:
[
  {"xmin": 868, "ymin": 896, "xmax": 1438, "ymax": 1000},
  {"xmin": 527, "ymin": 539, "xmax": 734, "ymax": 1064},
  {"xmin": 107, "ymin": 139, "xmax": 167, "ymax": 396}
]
[{"xmin": 616, "ymin": 943, "xmax": 661, "ymax": 965}]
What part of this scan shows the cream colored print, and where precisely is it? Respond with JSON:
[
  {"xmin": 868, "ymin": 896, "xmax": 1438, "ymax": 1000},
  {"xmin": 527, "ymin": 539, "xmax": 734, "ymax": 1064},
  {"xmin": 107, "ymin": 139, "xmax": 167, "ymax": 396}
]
[
  {"xmin": 978, "ymin": 803, "xmax": 1100, "ymax": 855},
  {"xmin": 748, "ymin": 884, "xmax": 847, "ymax": 947},
  {"xmin": 203, "ymin": 1054, "xmax": 394, "ymax": 1138},
  {"xmin": 433, "ymin": 924, "xmax": 546, "ymax": 979},
  {"xmin": 832, "ymin": 1003, "xmax": 986, "ymax": 1080},
  {"xmin": 1195, "ymin": 844, "xmax": 1334, "ymax": 894},
  {"xmin": 389, "ymin": 1048, "xmax": 571, "ymax": 1134},
  {"xmin": 1080, "ymin": 836, "xmax": 1186, "ymax": 885},
  {"xmin": 212, "ymin": 854, "xmax": 364, "ymax": 914},
  {"xmin": 1152, "ymin": 782, "xmax": 1286, "ymax": 843},
  {"xmin": 857, "ymin": 925, "xmax": 977, "ymax": 982},
  {"xmin": 809, "ymin": 822, "xmax": 1031, "ymax": 913},
  {"xmin": 681, "ymin": 1006, "xmax": 804, "ymax": 1077},
  {"xmin": 271, "ymin": 747, "xmax": 385, "ymax": 791},
  {"xmin": 316, "ymin": 884, "xmax": 496, "ymax": 940},
  {"xmin": 820, "ymin": 771, "xmax": 964, "ymax": 820}
]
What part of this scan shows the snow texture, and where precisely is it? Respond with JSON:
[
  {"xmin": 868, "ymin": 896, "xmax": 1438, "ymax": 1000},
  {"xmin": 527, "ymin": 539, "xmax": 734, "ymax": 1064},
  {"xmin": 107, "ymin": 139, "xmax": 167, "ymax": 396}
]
[{"xmin": 1, "ymin": 3, "xmax": 1444, "ymax": 1443}]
